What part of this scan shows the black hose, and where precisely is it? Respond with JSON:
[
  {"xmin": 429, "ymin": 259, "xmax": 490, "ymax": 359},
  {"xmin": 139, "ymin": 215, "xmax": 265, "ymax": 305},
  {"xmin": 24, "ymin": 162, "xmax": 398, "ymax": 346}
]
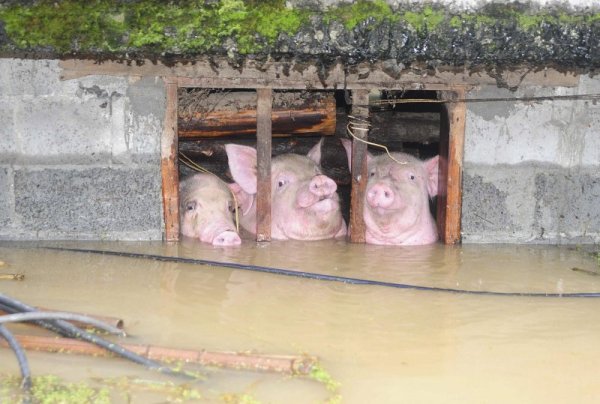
[
  {"xmin": 0, "ymin": 293, "xmax": 193, "ymax": 379},
  {"xmin": 0, "ymin": 312, "xmax": 125, "ymax": 336},
  {"xmin": 0, "ymin": 324, "xmax": 32, "ymax": 403},
  {"xmin": 41, "ymin": 246, "xmax": 600, "ymax": 298},
  {"xmin": 0, "ymin": 301, "xmax": 68, "ymax": 337}
]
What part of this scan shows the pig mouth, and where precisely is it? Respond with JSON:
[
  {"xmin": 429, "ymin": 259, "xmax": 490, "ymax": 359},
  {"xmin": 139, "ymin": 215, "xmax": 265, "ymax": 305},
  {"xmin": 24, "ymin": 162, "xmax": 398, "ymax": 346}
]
[{"xmin": 300, "ymin": 195, "xmax": 337, "ymax": 213}]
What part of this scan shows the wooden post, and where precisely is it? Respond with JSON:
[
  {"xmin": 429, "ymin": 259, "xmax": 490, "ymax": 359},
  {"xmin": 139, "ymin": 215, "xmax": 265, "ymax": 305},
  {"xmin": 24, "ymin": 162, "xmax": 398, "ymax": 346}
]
[
  {"xmin": 256, "ymin": 88, "xmax": 272, "ymax": 241},
  {"xmin": 161, "ymin": 80, "xmax": 179, "ymax": 241},
  {"xmin": 437, "ymin": 89, "xmax": 466, "ymax": 244},
  {"xmin": 349, "ymin": 90, "xmax": 370, "ymax": 243}
]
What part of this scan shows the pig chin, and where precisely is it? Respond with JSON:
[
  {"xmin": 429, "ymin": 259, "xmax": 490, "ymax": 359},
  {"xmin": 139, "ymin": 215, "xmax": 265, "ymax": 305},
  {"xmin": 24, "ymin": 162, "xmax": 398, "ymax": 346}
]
[
  {"xmin": 276, "ymin": 206, "xmax": 343, "ymax": 240},
  {"xmin": 297, "ymin": 194, "xmax": 339, "ymax": 215},
  {"xmin": 365, "ymin": 206, "xmax": 418, "ymax": 233}
]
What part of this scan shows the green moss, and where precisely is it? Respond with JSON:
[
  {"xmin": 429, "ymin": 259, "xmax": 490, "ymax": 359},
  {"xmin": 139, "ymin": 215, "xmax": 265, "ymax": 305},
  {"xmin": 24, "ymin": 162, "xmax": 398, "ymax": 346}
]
[
  {"xmin": 324, "ymin": 0, "xmax": 396, "ymax": 30},
  {"xmin": 401, "ymin": 6, "xmax": 446, "ymax": 31},
  {"xmin": 308, "ymin": 363, "xmax": 341, "ymax": 393},
  {"xmin": 0, "ymin": 0, "xmax": 599, "ymax": 62},
  {"xmin": 0, "ymin": 1, "xmax": 125, "ymax": 52},
  {"xmin": 0, "ymin": 374, "xmax": 110, "ymax": 404},
  {"xmin": 0, "ymin": 0, "xmax": 307, "ymax": 55}
]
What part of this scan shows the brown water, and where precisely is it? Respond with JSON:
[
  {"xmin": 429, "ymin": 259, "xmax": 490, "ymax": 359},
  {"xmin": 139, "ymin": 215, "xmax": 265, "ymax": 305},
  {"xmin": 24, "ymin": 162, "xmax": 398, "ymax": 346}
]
[{"xmin": 1, "ymin": 240, "xmax": 600, "ymax": 403}]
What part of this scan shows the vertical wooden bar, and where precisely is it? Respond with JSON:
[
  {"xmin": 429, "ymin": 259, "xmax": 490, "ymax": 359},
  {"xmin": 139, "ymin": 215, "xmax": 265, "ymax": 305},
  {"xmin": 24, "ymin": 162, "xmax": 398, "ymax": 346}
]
[
  {"xmin": 438, "ymin": 95, "xmax": 450, "ymax": 242},
  {"xmin": 161, "ymin": 79, "xmax": 179, "ymax": 241},
  {"xmin": 438, "ymin": 89, "xmax": 466, "ymax": 244},
  {"xmin": 256, "ymin": 88, "xmax": 273, "ymax": 241},
  {"xmin": 349, "ymin": 89, "xmax": 370, "ymax": 243}
]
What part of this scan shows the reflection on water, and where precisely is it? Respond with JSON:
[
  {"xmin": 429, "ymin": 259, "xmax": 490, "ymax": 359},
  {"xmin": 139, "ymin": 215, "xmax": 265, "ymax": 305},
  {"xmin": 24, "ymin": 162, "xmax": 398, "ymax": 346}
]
[{"xmin": 1, "ymin": 240, "xmax": 600, "ymax": 403}]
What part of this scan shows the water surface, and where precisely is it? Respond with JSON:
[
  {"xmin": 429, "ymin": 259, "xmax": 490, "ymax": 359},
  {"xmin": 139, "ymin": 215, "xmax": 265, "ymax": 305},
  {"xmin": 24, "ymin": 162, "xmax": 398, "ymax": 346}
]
[{"xmin": 1, "ymin": 240, "xmax": 599, "ymax": 403}]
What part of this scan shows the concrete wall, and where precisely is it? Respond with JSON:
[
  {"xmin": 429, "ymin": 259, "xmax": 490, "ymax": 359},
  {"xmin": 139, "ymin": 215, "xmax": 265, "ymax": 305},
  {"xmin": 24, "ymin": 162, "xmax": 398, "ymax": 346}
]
[
  {"xmin": 0, "ymin": 58, "xmax": 598, "ymax": 244},
  {"xmin": 462, "ymin": 76, "xmax": 600, "ymax": 244},
  {"xmin": 0, "ymin": 59, "xmax": 165, "ymax": 240}
]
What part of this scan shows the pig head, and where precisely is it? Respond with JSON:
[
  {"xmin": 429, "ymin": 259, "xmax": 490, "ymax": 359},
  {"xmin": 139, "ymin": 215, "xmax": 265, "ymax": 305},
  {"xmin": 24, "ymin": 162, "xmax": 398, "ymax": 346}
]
[
  {"xmin": 225, "ymin": 140, "xmax": 347, "ymax": 240},
  {"xmin": 179, "ymin": 173, "xmax": 241, "ymax": 246},
  {"xmin": 342, "ymin": 139, "xmax": 439, "ymax": 245}
]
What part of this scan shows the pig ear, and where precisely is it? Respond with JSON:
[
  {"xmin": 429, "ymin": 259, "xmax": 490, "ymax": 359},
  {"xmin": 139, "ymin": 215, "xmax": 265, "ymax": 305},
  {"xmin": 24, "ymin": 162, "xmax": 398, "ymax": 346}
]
[
  {"xmin": 424, "ymin": 155, "xmax": 440, "ymax": 197},
  {"xmin": 225, "ymin": 144, "xmax": 257, "ymax": 194},
  {"xmin": 228, "ymin": 182, "xmax": 254, "ymax": 216},
  {"xmin": 306, "ymin": 138, "xmax": 324, "ymax": 164},
  {"xmin": 340, "ymin": 138, "xmax": 373, "ymax": 169}
]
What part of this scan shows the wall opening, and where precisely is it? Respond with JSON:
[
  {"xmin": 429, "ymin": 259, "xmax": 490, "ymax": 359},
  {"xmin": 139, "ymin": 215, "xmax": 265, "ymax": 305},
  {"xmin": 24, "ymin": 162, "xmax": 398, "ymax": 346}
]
[{"xmin": 161, "ymin": 80, "xmax": 464, "ymax": 244}]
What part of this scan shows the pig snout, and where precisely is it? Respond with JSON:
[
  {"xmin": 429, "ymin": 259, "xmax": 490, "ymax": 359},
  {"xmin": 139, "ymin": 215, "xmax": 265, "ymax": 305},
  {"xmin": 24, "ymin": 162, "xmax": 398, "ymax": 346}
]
[
  {"xmin": 309, "ymin": 175, "xmax": 337, "ymax": 196},
  {"xmin": 212, "ymin": 230, "xmax": 242, "ymax": 246},
  {"xmin": 367, "ymin": 183, "xmax": 395, "ymax": 209},
  {"xmin": 297, "ymin": 175, "xmax": 338, "ymax": 210}
]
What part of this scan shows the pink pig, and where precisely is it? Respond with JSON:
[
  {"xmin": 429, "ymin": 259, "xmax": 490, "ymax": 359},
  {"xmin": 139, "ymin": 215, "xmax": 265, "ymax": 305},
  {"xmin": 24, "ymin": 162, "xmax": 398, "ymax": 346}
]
[
  {"xmin": 342, "ymin": 139, "xmax": 439, "ymax": 245},
  {"xmin": 225, "ymin": 140, "xmax": 347, "ymax": 240},
  {"xmin": 179, "ymin": 173, "xmax": 242, "ymax": 246}
]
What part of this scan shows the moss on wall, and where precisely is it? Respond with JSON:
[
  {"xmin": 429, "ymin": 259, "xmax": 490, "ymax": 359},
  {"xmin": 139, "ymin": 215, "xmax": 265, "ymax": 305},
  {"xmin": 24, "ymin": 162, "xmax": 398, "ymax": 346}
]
[{"xmin": 0, "ymin": 0, "xmax": 599, "ymax": 71}]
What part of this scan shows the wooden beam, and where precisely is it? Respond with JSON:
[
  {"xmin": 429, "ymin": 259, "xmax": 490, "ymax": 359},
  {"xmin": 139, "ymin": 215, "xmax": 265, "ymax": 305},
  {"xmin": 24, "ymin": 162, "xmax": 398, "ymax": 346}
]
[
  {"xmin": 349, "ymin": 90, "xmax": 370, "ymax": 243},
  {"xmin": 438, "ymin": 90, "xmax": 466, "ymax": 244},
  {"xmin": 178, "ymin": 92, "xmax": 336, "ymax": 138},
  {"xmin": 60, "ymin": 59, "xmax": 577, "ymax": 90},
  {"xmin": 256, "ymin": 88, "xmax": 272, "ymax": 241},
  {"xmin": 161, "ymin": 80, "xmax": 180, "ymax": 241}
]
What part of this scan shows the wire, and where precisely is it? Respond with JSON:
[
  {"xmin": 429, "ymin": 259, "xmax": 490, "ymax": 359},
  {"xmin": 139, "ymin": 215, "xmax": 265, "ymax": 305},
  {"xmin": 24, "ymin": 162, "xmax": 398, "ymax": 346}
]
[
  {"xmin": 346, "ymin": 115, "xmax": 407, "ymax": 166},
  {"xmin": 0, "ymin": 293, "xmax": 195, "ymax": 380},
  {"xmin": 0, "ymin": 324, "xmax": 32, "ymax": 403},
  {"xmin": 371, "ymin": 93, "xmax": 600, "ymax": 106},
  {"xmin": 41, "ymin": 246, "xmax": 600, "ymax": 298}
]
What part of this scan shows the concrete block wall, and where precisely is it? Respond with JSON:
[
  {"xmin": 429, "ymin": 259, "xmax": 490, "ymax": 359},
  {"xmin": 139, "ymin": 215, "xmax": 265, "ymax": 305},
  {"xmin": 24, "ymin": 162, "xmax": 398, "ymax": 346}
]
[
  {"xmin": 462, "ymin": 76, "xmax": 600, "ymax": 244},
  {"xmin": 0, "ymin": 59, "xmax": 165, "ymax": 240},
  {"xmin": 1, "ymin": 58, "xmax": 598, "ymax": 244}
]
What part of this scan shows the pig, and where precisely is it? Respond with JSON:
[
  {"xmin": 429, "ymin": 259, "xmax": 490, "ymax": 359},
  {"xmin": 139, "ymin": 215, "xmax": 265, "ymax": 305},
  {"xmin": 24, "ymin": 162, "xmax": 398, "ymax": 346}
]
[
  {"xmin": 225, "ymin": 140, "xmax": 347, "ymax": 240},
  {"xmin": 179, "ymin": 173, "xmax": 242, "ymax": 246},
  {"xmin": 342, "ymin": 139, "xmax": 439, "ymax": 245}
]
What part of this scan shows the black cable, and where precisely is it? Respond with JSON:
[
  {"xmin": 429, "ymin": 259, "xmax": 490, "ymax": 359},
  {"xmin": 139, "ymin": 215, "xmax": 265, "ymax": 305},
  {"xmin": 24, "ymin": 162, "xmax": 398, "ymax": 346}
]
[
  {"xmin": 0, "ymin": 293, "xmax": 193, "ymax": 379},
  {"xmin": 0, "ymin": 324, "xmax": 32, "ymax": 403},
  {"xmin": 0, "ymin": 301, "xmax": 68, "ymax": 337},
  {"xmin": 0, "ymin": 312, "xmax": 124, "ymax": 336},
  {"xmin": 42, "ymin": 246, "xmax": 600, "ymax": 298}
]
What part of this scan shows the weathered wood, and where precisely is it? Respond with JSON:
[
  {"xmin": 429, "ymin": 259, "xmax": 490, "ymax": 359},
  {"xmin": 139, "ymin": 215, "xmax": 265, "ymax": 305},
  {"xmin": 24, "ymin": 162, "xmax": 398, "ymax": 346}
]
[
  {"xmin": 6, "ymin": 335, "xmax": 318, "ymax": 375},
  {"xmin": 438, "ymin": 89, "xmax": 466, "ymax": 244},
  {"xmin": 178, "ymin": 91, "xmax": 336, "ymax": 138},
  {"xmin": 161, "ymin": 80, "xmax": 179, "ymax": 241},
  {"xmin": 256, "ymin": 88, "xmax": 272, "ymax": 241},
  {"xmin": 60, "ymin": 59, "xmax": 578, "ymax": 90},
  {"xmin": 349, "ymin": 90, "xmax": 370, "ymax": 243}
]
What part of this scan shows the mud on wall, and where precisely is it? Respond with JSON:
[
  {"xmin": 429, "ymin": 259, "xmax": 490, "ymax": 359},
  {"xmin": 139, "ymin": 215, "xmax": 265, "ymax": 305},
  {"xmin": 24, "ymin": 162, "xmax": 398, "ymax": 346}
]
[
  {"xmin": 0, "ymin": 59, "xmax": 164, "ymax": 240},
  {"xmin": 462, "ymin": 75, "xmax": 600, "ymax": 244}
]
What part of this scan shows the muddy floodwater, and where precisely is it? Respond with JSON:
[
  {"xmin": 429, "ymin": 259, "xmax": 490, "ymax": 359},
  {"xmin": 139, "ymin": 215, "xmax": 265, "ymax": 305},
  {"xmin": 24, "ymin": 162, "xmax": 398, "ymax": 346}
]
[{"xmin": 1, "ymin": 240, "xmax": 600, "ymax": 403}]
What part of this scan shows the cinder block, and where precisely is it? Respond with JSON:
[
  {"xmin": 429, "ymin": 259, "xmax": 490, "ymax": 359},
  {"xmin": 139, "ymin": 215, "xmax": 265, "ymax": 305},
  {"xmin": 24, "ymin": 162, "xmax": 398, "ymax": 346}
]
[
  {"xmin": 0, "ymin": 98, "xmax": 16, "ymax": 161},
  {"xmin": 0, "ymin": 167, "xmax": 12, "ymax": 227},
  {"xmin": 461, "ymin": 164, "xmax": 540, "ymax": 243},
  {"xmin": 462, "ymin": 173, "xmax": 514, "ymax": 233},
  {"xmin": 14, "ymin": 96, "xmax": 114, "ymax": 164},
  {"xmin": 0, "ymin": 59, "xmax": 78, "ymax": 97},
  {"xmin": 14, "ymin": 167, "xmax": 162, "ymax": 237},
  {"xmin": 125, "ymin": 77, "xmax": 165, "ymax": 164},
  {"xmin": 534, "ymin": 168, "xmax": 600, "ymax": 242}
]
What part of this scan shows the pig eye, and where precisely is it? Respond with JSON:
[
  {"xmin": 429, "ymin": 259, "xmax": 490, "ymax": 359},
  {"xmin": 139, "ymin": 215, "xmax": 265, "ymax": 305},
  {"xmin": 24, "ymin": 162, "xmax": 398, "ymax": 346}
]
[
  {"xmin": 277, "ymin": 179, "xmax": 287, "ymax": 188},
  {"xmin": 227, "ymin": 201, "xmax": 235, "ymax": 213},
  {"xmin": 369, "ymin": 170, "xmax": 376, "ymax": 177},
  {"xmin": 185, "ymin": 201, "xmax": 197, "ymax": 211},
  {"xmin": 409, "ymin": 173, "xmax": 416, "ymax": 181}
]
